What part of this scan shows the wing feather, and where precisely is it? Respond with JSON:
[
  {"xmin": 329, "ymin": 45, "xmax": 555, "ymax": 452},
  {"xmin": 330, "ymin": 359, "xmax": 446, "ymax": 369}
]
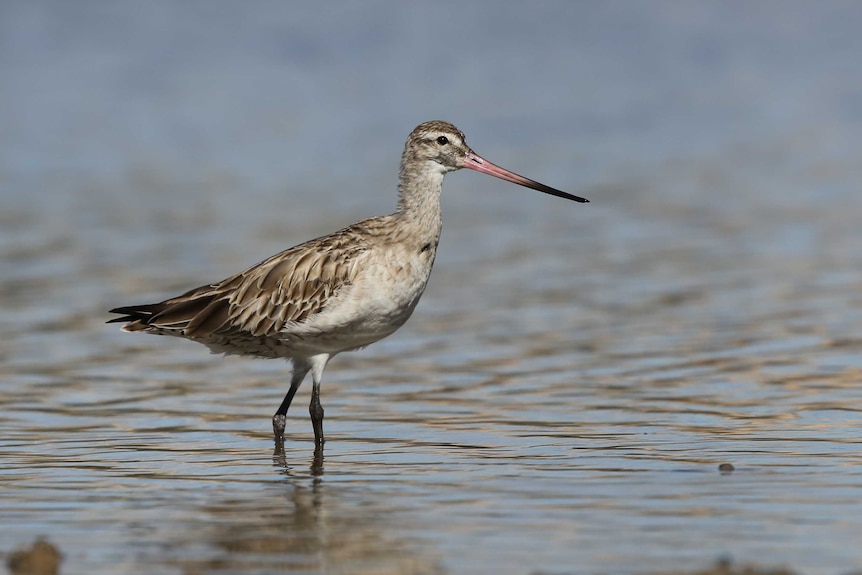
[
  {"xmin": 220, "ymin": 229, "xmax": 369, "ymax": 337},
  {"xmin": 108, "ymin": 217, "xmax": 386, "ymax": 343}
]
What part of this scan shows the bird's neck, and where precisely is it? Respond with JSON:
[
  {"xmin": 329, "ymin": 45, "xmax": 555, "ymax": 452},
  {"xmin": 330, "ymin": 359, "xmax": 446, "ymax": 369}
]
[{"xmin": 395, "ymin": 161, "xmax": 444, "ymax": 237}]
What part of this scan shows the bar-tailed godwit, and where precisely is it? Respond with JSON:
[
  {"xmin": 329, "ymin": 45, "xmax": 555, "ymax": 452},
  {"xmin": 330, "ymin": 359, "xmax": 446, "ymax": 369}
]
[{"xmin": 109, "ymin": 121, "xmax": 588, "ymax": 448}]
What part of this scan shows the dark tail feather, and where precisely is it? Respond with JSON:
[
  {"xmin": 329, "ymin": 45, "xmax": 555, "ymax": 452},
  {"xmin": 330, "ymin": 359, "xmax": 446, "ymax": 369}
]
[{"xmin": 107, "ymin": 303, "xmax": 165, "ymax": 324}]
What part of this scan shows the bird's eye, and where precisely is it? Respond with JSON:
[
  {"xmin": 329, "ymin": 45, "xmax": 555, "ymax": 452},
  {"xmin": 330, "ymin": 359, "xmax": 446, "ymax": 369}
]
[{"xmin": 436, "ymin": 136, "xmax": 449, "ymax": 146}]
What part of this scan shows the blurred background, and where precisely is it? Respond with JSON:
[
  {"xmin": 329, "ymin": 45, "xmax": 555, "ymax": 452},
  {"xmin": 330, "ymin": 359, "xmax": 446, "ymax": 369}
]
[{"xmin": 2, "ymin": 2, "xmax": 861, "ymax": 574}]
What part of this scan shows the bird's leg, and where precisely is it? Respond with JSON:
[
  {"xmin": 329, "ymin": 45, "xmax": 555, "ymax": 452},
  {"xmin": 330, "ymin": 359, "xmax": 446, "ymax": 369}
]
[
  {"xmin": 311, "ymin": 445, "xmax": 324, "ymax": 476},
  {"xmin": 273, "ymin": 362, "xmax": 310, "ymax": 441},
  {"xmin": 308, "ymin": 354, "xmax": 330, "ymax": 448},
  {"xmin": 309, "ymin": 378, "xmax": 325, "ymax": 447}
]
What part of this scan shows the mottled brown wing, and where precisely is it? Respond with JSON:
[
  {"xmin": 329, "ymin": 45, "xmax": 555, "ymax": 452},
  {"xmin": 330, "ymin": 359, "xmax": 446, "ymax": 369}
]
[
  {"xmin": 110, "ymin": 220, "xmax": 380, "ymax": 339},
  {"xmin": 109, "ymin": 283, "xmax": 222, "ymax": 333},
  {"xmin": 179, "ymin": 229, "xmax": 369, "ymax": 339}
]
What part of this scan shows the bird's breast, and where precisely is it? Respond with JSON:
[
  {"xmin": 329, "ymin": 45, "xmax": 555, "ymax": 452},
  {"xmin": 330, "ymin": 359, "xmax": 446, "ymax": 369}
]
[
  {"xmin": 351, "ymin": 246, "xmax": 435, "ymax": 326},
  {"xmin": 288, "ymin": 243, "xmax": 436, "ymax": 352}
]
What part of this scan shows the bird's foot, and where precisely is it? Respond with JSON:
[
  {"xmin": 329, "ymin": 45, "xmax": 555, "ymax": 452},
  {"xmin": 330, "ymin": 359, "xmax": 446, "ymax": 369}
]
[
  {"xmin": 272, "ymin": 414, "xmax": 287, "ymax": 445},
  {"xmin": 312, "ymin": 423, "xmax": 325, "ymax": 448},
  {"xmin": 309, "ymin": 401, "xmax": 325, "ymax": 448},
  {"xmin": 311, "ymin": 413, "xmax": 325, "ymax": 448},
  {"xmin": 311, "ymin": 444, "xmax": 324, "ymax": 476}
]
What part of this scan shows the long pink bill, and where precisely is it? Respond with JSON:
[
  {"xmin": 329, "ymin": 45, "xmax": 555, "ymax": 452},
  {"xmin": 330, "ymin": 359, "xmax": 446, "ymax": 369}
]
[{"xmin": 464, "ymin": 150, "xmax": 589, "ymax": 203}]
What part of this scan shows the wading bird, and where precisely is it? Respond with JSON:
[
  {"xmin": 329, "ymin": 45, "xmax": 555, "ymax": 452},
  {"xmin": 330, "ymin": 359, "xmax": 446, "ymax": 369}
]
[{"xmin": 109, "ymin": 121, "xmax": 588, "ymax": 448}]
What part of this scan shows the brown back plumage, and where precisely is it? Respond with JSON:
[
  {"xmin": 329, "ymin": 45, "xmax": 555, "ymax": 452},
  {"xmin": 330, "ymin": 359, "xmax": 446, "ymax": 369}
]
[{"xmin": 108, "ymin": 220, "xmax": 376, "ymax": 341}]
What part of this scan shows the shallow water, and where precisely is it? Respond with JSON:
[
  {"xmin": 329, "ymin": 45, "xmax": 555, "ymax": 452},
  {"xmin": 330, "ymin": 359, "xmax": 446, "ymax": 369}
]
[{"xmin": 2, "ymin": 2, "xmax": 862, "ymax": 574}]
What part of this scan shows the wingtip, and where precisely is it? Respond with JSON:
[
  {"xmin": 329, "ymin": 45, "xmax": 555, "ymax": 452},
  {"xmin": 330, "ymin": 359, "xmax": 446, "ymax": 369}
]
[{"xmin": 107, "ymin": 304, "xmax": 156, "ymax": 326}]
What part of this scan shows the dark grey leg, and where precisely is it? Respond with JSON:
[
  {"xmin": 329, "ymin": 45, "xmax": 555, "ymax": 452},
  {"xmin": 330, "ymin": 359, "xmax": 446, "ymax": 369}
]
[
  {"xmin": 309, "ymin": 377, "xmax": 325, "ymax": 447},
  {"xmin": 306, "ymin": 354, "xmax": 330, "ymax": 448},
  {"xmin": 272, "ymin": 362, "xmax": 310, "ymax": 439}
]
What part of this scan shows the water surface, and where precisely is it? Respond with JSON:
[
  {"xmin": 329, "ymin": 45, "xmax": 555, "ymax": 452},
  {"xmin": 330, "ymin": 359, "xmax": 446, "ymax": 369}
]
[{"xmin": 2, "ymin": 2, "xmax": 862, "ymax": 574}]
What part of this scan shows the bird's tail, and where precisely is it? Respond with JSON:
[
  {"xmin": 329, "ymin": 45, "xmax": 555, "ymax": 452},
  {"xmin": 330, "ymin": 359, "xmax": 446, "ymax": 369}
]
[{"xmin": 107, "ymin": 303, "xmax": 167, "ymax": 331}]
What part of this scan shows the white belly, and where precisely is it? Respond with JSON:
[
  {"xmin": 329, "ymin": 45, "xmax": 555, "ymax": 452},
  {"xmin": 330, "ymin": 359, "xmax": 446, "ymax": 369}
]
[{"xmin": 280, "ymin": 245, "xmax": 436, "ymax": 355}]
